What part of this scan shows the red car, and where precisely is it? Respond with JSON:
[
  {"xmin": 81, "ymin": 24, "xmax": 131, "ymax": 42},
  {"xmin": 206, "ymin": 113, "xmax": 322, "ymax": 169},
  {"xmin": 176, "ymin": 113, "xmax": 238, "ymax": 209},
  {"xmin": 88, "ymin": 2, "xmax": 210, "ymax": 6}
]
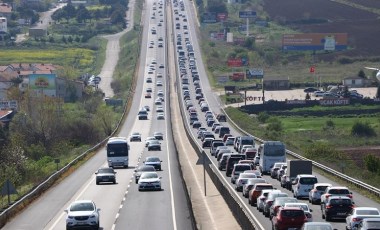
[{"xmin": 271, "ymin": 207, "xmax": 307, "ymax": 230}]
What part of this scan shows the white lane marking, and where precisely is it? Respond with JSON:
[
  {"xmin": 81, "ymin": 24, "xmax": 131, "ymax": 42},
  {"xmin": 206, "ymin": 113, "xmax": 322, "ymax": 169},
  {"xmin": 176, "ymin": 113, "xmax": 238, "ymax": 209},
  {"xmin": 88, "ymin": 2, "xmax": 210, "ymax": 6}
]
[{"xmin": 48, "ymin": 176, "xmax": 97, "ymax": 230}]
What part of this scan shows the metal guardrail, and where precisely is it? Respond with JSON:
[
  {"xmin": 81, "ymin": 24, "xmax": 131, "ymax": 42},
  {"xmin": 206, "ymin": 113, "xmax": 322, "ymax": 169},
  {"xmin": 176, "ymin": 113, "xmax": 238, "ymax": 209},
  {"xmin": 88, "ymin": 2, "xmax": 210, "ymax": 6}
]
[{"xmin": 220, "ymin": 107, "xmax": 380, "ymax": 198}]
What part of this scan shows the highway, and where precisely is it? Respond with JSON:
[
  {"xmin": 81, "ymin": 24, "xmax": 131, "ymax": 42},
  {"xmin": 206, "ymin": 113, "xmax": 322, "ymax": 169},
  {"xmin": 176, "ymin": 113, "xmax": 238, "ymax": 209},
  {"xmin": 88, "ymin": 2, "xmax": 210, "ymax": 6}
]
[
  {"xmin": 173, "ymin": 0, "xmax": 380, "ymax": 229},
  {"xmin": 2, "ymin": 0, "xmax": 193, "ymax": 229}
]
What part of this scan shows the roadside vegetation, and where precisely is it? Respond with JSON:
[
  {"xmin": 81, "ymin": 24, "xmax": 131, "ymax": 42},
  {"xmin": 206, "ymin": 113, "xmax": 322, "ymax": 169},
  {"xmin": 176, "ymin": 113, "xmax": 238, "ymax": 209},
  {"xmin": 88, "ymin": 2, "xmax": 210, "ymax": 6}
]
[{"xmin": 0, "ymin": 0, "xmax": 141, "ymax": 209}]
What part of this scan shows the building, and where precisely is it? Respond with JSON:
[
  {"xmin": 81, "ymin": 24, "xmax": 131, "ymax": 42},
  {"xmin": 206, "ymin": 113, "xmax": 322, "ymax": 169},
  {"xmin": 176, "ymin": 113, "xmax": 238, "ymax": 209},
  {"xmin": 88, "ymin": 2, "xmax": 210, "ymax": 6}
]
[
  {"xmin": 0, "ymin": 3, "xmax": 12, "ymax": 21},
  {"xmin": 342, "ymin": 76, "xmax": 371, "ymax": 87},
  {"xmin": 263, "ymin": 77, "xmax": 290, "ymax": 90}
]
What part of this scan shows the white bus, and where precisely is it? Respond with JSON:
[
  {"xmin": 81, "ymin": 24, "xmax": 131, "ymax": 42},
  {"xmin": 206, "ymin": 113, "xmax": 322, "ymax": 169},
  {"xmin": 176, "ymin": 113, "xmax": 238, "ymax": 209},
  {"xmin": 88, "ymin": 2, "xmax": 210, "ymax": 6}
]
[
  {"xmin": 258, "ymin": 141, "xmax": 286, "ymax": 175},
  {"xmin": 107, "ymin": 137, "xmax": 129, "ymax": 168}
]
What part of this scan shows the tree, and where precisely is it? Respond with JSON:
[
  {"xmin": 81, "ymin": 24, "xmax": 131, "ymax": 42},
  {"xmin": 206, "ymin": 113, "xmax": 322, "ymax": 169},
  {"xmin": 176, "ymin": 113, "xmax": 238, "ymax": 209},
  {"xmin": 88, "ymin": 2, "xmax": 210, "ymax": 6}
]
[
  {"xmin": 76, "ymin": 5, "xmax": 91, "ymax": 23},
  {"xmin": 358, "ymin": 69, "xmax": 366, "ymax": 78}
]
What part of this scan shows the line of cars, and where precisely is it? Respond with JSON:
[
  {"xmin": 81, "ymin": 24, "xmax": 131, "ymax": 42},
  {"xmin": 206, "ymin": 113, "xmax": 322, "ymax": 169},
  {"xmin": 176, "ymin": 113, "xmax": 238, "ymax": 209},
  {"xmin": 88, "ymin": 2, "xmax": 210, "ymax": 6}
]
[
  {"xmin": 265, "ymin": 161, "xmax": 380, "ymax": 229},
  {"xmin": 173, "ymin": 1, "xmax": 378, "ymax": 229},
  {"xmin": 133, "ymin": 0, "xmax": 166, "ymax": 192}
]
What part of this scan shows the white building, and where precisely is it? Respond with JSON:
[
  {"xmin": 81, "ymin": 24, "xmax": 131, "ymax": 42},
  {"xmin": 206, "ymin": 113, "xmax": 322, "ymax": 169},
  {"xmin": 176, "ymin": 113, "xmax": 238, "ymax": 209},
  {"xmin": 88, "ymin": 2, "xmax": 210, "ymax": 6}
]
[{"xmin": 0, "ymin": 17, "xmax": 7, "ymax": 33}]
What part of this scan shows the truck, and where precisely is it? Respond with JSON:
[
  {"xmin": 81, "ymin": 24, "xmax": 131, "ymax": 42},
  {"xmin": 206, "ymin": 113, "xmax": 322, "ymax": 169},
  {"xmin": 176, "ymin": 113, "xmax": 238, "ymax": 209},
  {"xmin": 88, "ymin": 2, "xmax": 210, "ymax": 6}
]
[{"xmin": 284, "ymin": 160, "xmax": 312, "ymax": 190}]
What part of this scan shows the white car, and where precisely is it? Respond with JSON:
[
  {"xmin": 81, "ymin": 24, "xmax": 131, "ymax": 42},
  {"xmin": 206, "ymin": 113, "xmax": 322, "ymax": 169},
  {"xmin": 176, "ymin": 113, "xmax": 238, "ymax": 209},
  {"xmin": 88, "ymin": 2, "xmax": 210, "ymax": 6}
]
[
  {"xmin": 65, "ymin": 200, "xmax": 100, "ymax": 230},
  {"xmin": 138, "ymin": 172, "xmax": 162, "ymax": 191},
  {"xmin": 156, "ymin": 81, "xmax": 163, "ymax": 86},
  {"xmin": 346, "ymin": 207, "xmax": 380, "ymax": 230},
  {"xmin": 313, "ymin": 90, "xmax": 325, "ymax": 97},
  {"xmin": 153, "ymin": 131, "xmax": 164, "ymax": 140},
  {"xmin": 235, "ymin": 173, "xmax": 257, "ymax": 192},
  {"xmin": 284, "ymin": 202, "xmax": 313, "ymax": 222},
  {"xmin": 157, "ymin": 112, "xmax": 165, "ymax": 120},
  {"xmin": 129, "ymin": 132, "xmax": 142, "ymax": 142},
  {"xmin": 308, "ymin": 183, "xmax": 332, "ymax": 204},
  {"xmin": 145, "ymin": 136, "xmax": 157, "ymax": 147},
  {"xmin": 256, "ymin": 189, "xmax": 274, "ymax": 212}
]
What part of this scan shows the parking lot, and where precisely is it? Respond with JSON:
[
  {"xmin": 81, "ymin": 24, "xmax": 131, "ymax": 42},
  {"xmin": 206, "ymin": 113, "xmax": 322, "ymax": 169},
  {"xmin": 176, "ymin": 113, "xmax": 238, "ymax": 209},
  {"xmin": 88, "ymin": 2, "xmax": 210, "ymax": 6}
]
[{"xmin": 222, "ymin": 87, "xmax": 378, "ymax": 106}]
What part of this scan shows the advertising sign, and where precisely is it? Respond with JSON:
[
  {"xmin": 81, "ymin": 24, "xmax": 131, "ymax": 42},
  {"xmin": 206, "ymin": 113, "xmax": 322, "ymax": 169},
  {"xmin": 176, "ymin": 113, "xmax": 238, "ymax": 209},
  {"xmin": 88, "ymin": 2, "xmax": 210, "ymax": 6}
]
[
  {"xmin": 210, "ymin": 32, "xmax": 225, "ymax": 40},
  {"xmin": 320, "ymin": 98, "xmax": 350, "ymax": 106},
  {"xmin": 286, "ymin": 100, "xmax": 306, "ymax": 105},
  {"xmin": 29, "ymin": 74, "xmax": 56, "ymax": 89},
  {"xmin": 282, "ymin": 33, "xmax": 348, "ymax": 51},
  {"xmin": 246, "ymin": 68, "xmax": 264, "ymax": 79},
  {"xmin": 217, "ymin": 76, "xmax": 229, "ymax": 84},
  {"xmin": 0, "ymin": 100, "xmax": 18, "ymax": 110},
  {"xmin": 227, "ymin": 58, "xmax": 249, "ymax": 67},
  {"xmin": 217, "ymin": 13, "xmax": 228, "ymax": 21},
  {"xmin": 202, "ymin": 12, "xmax": 217, "ymax": 23},
  {"xmin": 239, "ymin": 11, "xmax": 257, "ymax": 18}
]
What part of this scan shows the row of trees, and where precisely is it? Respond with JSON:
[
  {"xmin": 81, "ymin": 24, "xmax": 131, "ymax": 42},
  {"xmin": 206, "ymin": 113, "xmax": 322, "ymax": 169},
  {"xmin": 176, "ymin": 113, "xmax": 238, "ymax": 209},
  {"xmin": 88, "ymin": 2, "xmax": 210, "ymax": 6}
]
[{"xmin": 52, "ymin": 3, "xmax": 127, "ymax": 26}]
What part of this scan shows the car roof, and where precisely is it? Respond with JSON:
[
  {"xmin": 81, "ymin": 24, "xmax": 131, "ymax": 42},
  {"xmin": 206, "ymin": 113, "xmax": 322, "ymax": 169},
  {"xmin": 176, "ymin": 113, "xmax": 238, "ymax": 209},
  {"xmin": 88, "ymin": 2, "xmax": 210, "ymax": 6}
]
[{"xmin": 353, "ymin": 207, "xmax": 380, "ymax": 211}]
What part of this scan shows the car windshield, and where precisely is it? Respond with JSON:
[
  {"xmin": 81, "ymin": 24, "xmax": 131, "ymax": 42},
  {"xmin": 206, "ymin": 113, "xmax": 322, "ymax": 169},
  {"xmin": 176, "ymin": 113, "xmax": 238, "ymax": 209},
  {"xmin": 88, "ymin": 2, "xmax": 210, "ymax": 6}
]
[
  {"xmin": 356, "ymin": 210, "xmax": 380, "ymax": 215},
  {"xmin": 141, "ymin": 172, "xmax": 158, "ymax": 179},
  {"xmin": 138, "ymin": 166, "xmax": 155, "ymax": 172},
  {"xmin": 240, "ymin": 173, "xmax": 256, "ymax": 179},
  {"xmin": 281, "ymin": 210, "xmax": 304, "ymax": 217},
  {"xmin": 316, "ymin": 185, "xmax": 329, "ymax": 191},
  {"xmin": 329, "ymin": 199, "xmax": 351, "ymax": 205},
  {"xmin": 299, "ymin": 177, "xmax": 318, "ymax": 184},
  {"xmin": 286, "ymin": 204, "xmax": 308, "ymax": 211},
  {"xmin": 150, "ymin": 140, "xmax": 160, "ymax": 144},
  {"xmin": 70, "ymin": 202, "xmax": 95, "ymax": 212},
  {"xmin": 234, "ymin": 165, "xmax": 251, "ymax": 172},
  {"xmin": 98, "ymin": 168, "xmax": 114, "ymax": 174},
  {"xmin": 329, "ymin": 189, "xmax": 350, "ymax": 194},
  {"xmin": 147, "ymin": 157, "xmax": 160, "ymax": 162}
]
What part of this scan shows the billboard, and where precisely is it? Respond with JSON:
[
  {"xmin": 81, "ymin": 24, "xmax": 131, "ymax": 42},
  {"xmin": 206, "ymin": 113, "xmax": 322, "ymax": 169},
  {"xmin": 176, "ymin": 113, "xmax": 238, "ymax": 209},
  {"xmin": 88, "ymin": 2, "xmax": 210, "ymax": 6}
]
[
  {"xmin": 202, "ymin": 12, "xmax": 217, "ymax": 23},
  {"xmin": 0, "ymin": 101, "xmax": 18, "ymax": 110},
  {"xmin": 246, "ymin": 68, "xmax": 264, "ymax": 79},
  {"xmin": 282, "ymin": 33, "xmax": 348, "ymax": 51},
  {"xmin": 227, "ymin": 57, "xmax": 249, "ymax": 67},
  {"xmin": 239, "ymin": 11, "xmax": 257, "ymax": 18},
  {"xmin": 29, "ymin": 74, "xmax": 56, "ymax": 89},
  {"xmin": 217, "ymin": 13, "xmax": 228, "ymax": 21},
  {"xmin": 29, "ymin": 74, "xmax": 57, "ymax": 97}
]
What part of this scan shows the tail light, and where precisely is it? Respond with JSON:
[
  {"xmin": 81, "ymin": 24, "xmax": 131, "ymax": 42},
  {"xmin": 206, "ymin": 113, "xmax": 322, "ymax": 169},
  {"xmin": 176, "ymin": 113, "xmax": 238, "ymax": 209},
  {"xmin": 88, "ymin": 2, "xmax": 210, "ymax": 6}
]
[
  {"xmin": 325, "ymin": 205, "xmax": 332, "ymax": 209},
  {"xmin": 311, "ymin": 189, "xmax": 316, "ymax": 193},
  {"xmin": 347, "ymin": 194, "xmax": 353, "ymax": 199},
  {"xmin": 266, "ymin": 201, "xmax": 273, "ymax": 206},
  {"xmin": 306, "ymin": 213, "xmax": 312, "ymax": 218},
  {"xmin": 260, "ymin": 197, "xmax": 266, "ymax": 201},
  {"xmin": 350, "ymin": 205, "xmax": 355, "ymax": 208},
  {"xmin": 352, "ymin": 217, "xmax": 362, "ymax": 222},
  {"xmin": 325, "ymin": 194, "xmax": 331, "ymax": 199}
]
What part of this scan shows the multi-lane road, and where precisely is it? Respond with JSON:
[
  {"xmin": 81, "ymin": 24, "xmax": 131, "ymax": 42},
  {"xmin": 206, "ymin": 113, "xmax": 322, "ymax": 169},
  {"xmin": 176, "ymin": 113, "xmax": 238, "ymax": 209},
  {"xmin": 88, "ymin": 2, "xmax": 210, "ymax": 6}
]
[
  {"xmin": 3, "ymin": 0, "xmax": 193, "ymax": 229},
  {"xmin": 4, "ymin": 0, "xmax": 380, "ymax": 229}
]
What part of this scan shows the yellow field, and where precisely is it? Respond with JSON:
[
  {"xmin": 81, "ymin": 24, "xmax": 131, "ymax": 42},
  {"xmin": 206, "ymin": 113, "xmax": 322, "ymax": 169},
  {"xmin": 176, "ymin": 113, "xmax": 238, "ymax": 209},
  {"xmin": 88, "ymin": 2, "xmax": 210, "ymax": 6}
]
[{"xmin": 0, "ymin": 48, "xmax": 95, "ymax": 69}]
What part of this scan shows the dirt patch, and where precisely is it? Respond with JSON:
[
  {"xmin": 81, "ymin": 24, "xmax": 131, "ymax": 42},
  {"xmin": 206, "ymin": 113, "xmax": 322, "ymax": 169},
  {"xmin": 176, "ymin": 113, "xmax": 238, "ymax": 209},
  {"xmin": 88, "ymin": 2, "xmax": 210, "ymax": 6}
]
[
  {"xmin": 338, "ymin": 146, "xmax": 380, "ymax": 166},
  {"xmin": 263, "ymin": 0, "xmax": 380, "ymax": 57}
]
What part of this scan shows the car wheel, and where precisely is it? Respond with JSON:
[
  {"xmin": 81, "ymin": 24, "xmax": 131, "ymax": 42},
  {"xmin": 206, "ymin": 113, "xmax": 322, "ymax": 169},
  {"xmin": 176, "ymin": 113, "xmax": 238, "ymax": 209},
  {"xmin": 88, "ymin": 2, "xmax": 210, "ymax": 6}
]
[
  {"xmin": 326, "ymin": 214, "xmax": 331, "ymax": 221},
  {"xmin": 94, "ymin": 222, "xmax": 99, "ymax": 230},
  {"xmin": 66, "ymin": 226, "xmax": 71, "ymax": 230},
  {"xmin": 159, "ymin": 167, "xmax": 162, "ymax": 171},
  {"xmin": 322, "ymin": 211, "xmax": 325, "ymax": 219},
  {"xmin": 135, "ymin": 179, "xmax": 138, "ymax": 184},
  {"xmin": 113, "ymin": 180, "xmax": 116, "ymax": 184},
  {"xmin": 96, "ymin": 181, "xmax": 99, "ymax": 185}
]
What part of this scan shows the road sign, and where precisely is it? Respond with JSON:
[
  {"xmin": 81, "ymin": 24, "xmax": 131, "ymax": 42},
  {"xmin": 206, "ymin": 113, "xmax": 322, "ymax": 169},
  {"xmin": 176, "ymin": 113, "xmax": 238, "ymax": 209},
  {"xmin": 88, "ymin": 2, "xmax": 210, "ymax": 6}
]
[
  {"xmin": 246, "ymin": 68, "xmax": 264, "ymax": 79},
  {"xmin": 239, "ymin": 11, "xmax": 257, "ymax": 18}
]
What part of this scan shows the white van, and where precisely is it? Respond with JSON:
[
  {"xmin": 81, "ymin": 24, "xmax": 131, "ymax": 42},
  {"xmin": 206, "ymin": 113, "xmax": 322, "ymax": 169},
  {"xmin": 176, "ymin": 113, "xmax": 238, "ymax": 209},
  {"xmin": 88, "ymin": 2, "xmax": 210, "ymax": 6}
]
[{"xmin": 292, "ymin": 174, "xmax": 318, "ymax": 199}]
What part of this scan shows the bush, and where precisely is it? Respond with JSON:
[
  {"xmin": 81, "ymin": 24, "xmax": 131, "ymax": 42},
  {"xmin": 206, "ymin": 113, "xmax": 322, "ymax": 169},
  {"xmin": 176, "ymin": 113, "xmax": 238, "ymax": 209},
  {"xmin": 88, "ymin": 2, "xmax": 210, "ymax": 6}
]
[
  {"xmin": 323, "ymin": 119, "xmax": 335, "ymax": 131},
  {"xmin": 351, "ymin": 121, "xmax": 377, "ymax": 137},
  {"xmin": 363, "ymin": 154, "xmax": 380, "ymax": 173},
  {"xmin": 257, "ymin": 112, "xmax": 269, "ymax": 123}
]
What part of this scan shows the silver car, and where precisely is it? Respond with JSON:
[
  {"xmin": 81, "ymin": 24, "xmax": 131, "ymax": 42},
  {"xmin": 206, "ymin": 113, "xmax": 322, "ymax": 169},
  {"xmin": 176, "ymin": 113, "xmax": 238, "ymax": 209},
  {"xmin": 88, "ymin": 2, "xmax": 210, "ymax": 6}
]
[
  {"xmin": 308, "ymin": 183, "xmax": 332, "ymax": 204},
  {"xmin": 138, "ymin": 172, "xmax": 162, "ymax": 191}
]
